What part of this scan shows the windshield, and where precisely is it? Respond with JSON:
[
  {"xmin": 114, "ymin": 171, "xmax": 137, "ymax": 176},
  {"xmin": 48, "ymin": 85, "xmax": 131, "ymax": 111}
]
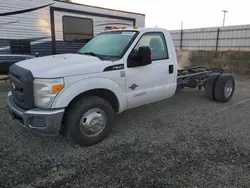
[{"xmin": 78, "ymin": 31, "xmax": 138, "ymax": 59}]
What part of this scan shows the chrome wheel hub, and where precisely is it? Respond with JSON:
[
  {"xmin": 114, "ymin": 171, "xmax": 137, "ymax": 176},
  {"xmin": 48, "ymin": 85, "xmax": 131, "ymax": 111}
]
[
  {"xmin": 224, "ymin": 80, "xmax": 233, "ymax": 98},
  {"xmin": 80, "ymin": 108, "xmax": 107, "ymax": 136}
]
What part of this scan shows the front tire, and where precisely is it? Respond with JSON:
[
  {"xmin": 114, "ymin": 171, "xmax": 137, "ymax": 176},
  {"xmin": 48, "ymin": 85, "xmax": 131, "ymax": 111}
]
[{"xmin": 65, "ymin": 96, "xmax": 115, "ymax": 146}]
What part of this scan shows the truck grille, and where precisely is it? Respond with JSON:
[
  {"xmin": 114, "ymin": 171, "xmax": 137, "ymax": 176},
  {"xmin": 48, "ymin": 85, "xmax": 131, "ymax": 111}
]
[{"xmin": 9, "ymin": 64, "xmax": 34, "ymax": 110}]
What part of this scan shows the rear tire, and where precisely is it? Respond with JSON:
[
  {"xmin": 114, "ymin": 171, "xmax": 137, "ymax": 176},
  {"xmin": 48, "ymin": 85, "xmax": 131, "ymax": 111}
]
[
  {"xmin": 65, "ymin": 96, "xmax": 114, "ymax": 146},
  {"xmin": 205, "ymin": 73, "xmax": 221, "ymax": 100},
  {"xmin": 214, "ymin": 74, "xmax": 235, "ymax": 103}
]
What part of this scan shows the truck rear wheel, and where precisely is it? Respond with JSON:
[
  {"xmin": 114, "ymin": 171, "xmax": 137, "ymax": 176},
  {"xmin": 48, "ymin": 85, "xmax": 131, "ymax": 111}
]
[
  {"xmin": 214, "ymin": 74, "xmax": 235, "ymax": 103},
  {"xmin": 205, "ymin": 73, "xmax": 221, "ymax": 100},
  {"xmin": 65, "ymin": 96, "xmax": 114, "ymax": 146}
]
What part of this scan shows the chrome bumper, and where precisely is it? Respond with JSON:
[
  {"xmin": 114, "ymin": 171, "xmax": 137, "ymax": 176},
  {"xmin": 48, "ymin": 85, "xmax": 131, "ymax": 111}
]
[{"xmin": 7, "ymin": 92, "xmax": 65, "ymax": 136}]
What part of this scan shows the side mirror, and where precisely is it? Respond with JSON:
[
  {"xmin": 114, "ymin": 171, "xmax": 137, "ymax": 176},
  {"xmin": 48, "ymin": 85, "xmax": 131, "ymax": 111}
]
[{"xmin": 128, "ymin": 46, "xmax": 152, "ymax": 67}]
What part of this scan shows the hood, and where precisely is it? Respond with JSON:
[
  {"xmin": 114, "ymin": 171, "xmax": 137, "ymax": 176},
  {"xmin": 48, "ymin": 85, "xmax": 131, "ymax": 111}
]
[{"xmin": 16, "ymin": 54, "xmax": 113, "ymax": 78}]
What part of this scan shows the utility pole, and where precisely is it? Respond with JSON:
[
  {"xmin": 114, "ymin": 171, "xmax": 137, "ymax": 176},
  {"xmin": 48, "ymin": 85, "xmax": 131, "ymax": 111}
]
[{"xmin": 222, "ymin": 10, "xmax": 228, "ymax": 27}]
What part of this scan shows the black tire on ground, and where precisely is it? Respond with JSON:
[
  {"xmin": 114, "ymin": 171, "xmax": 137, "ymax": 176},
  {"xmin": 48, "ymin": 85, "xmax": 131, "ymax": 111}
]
[
  {"xmin": 64, "ymin": 96, "xmax": 115, "ymax": 146},
  {"xmin": 205, "ymin": 73, "xmax": 221, "ymax": 100},
  {"xmin": 214, "ymin": 74, "xmax": 235, "ymax": 103}
]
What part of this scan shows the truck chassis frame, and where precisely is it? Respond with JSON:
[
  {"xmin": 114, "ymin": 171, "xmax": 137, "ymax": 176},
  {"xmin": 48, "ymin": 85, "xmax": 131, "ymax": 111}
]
[{"xmin": 177, "ymin": 66, "xmax": 224, "ymax": 90}]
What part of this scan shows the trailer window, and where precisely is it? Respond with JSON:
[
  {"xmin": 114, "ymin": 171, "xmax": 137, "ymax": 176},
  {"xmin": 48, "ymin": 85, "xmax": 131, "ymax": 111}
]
[{"xmin": 63, "ymin": 16, "xmax": 93, "ymax": 42}]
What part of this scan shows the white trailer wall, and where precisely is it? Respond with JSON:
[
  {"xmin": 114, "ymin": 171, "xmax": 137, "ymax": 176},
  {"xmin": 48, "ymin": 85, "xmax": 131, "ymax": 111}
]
[
  {"xmin": 0, "ymin": 0, "xmax": 53, "ymax": 55},
  {"xmin": 53, "ymin": 1, "xmax": 145, "ymax": 28},
  {"xmin": 0, "ymin": 0, "xmax": 145, "ymax": 55}
]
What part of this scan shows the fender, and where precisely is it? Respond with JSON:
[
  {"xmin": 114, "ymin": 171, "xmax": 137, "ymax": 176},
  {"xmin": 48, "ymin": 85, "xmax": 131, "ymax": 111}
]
[{"xmin": 51, "ymin": 77, "xmax": 127, "ymax": 113}]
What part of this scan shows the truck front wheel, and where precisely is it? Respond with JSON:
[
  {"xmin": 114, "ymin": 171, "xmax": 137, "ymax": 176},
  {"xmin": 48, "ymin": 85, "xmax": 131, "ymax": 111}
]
[{"xmin": 65, "ymin": 96, "xmax": 115, "ymax": 146}]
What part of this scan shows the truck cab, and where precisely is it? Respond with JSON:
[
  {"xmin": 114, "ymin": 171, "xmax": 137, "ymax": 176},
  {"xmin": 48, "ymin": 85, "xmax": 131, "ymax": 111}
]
[{"xmin": 8, "ymin": 27, "xmax": 232, "ymax": 146}]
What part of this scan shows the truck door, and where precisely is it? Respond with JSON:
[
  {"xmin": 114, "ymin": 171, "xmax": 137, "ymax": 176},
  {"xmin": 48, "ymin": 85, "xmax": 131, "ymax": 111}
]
[{"xmin": 125, "ymin": 32, "xmax": 176, "ymax": 109}]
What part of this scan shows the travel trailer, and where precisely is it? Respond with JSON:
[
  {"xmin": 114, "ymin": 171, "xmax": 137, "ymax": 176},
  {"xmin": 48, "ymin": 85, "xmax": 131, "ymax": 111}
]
[{"xmin": 0, "ymin": 0, "xmax": 145, "ymax": 57}]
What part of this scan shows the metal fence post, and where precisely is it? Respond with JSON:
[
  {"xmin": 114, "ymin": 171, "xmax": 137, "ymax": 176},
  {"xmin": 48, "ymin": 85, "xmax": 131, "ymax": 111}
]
[
  {"xmin": 180, "ymin": 29, "xmax": 183, "ymax": 50},
  {"xmin": 215, "ymin": 28, "xmax": 220, "ymax": 52}
]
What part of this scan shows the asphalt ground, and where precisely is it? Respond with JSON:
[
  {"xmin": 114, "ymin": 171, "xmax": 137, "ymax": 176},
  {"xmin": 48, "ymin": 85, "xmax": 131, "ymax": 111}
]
[{"xmin": 1, "ymin": 77, "xmax": 250, "ymax": 188}]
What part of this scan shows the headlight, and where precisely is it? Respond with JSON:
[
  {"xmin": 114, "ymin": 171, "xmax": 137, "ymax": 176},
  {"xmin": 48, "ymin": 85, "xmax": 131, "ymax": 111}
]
[{"xmin": 33, "ymin": 78, "xmax": 64, "ymax": 108}]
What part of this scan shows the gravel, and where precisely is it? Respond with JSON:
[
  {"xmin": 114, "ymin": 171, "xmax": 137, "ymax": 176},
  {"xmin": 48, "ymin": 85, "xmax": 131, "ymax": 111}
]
[{"xmin": 1, "ymin": 77, "xmax": 250, "ymax": 188}]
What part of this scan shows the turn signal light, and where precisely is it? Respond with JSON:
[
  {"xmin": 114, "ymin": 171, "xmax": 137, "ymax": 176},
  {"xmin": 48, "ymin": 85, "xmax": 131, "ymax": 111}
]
[{"xmin": 52, "ymin": 84, "xmax": 64, "ymax": 94}]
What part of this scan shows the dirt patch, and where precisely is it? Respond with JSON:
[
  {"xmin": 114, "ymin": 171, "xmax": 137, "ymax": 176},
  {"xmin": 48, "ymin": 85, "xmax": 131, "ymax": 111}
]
[
  {"xmin": 0, "ymin": 81, "xmax": 11, "ymax": 92},
  {"xmin": 176, "ymin": 50, "xmax": 192, "ymax": 69},
  {"xmin": 13, "ymin": 165, "xmax": 76, "ymax": 188}
]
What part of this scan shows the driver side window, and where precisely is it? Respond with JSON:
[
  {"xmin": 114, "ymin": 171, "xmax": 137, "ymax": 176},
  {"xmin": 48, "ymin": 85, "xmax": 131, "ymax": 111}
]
[{"xmin": 133, "ymin": 32, "xmax": 169, "ymax": 61}]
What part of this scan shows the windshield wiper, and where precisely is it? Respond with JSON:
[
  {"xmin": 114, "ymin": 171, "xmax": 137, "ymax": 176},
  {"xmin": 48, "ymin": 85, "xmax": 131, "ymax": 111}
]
[{"xmin": 80, "ymin": 52, "xmax": 104, "ymax": 60}]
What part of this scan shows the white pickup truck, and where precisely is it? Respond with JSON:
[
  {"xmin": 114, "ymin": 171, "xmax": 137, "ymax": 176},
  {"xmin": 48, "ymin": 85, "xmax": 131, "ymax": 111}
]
[{"xmin": 8, "ymin": 27, "xmax": 235, "ymax": 146}]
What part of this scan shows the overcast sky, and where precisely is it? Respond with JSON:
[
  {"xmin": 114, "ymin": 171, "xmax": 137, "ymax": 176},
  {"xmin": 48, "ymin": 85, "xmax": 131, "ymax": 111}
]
[{"xmin": 73, "ymin": 0, "xmax": 249, "ymax": 30}]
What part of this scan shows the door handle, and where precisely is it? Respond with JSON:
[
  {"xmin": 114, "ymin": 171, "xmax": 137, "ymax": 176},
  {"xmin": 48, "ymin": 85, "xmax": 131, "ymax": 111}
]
[{"xmin": 169, "ymin": 65, "xmax": 174, "ymax": 74}]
